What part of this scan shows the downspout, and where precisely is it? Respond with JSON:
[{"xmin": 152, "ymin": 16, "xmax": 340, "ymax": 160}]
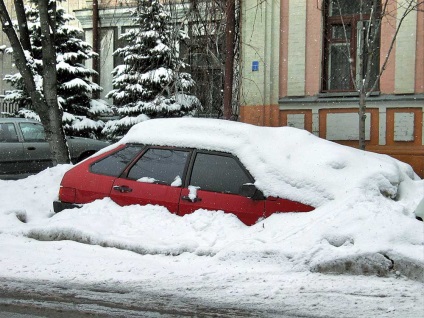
[{"xmin": 92, "ymin": 0, "xmax": 100, "ymax": 99}]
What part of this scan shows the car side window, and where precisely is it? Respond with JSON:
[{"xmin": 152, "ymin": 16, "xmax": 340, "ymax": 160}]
[
  {"xmin": 189, "ymin": 152, "xmax": 252, "ymax": 195},
  {"xmin": 19, "ymin": 123, "xmax": 46, "ymax": 142},
  {"xmin": 91, "ymin": 145, "xmax": 143, "ymax": 177},
  {"xmin": 0, "ymin": 123, "xmax": 19, "ymax": 142},
  {"xmin": 127, "ymin": 148, "xmax": 189, "ymax": 186}
]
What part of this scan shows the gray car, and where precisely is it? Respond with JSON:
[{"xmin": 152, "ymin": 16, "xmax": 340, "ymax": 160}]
[{"xmin": 0, "ymin": 118, "xmax": 109, "ymax": 179}]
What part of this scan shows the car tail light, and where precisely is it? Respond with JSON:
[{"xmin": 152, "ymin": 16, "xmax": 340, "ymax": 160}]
[{"xmin": 59, "ymin": 187, "xmax": 76, "ymax": 203}]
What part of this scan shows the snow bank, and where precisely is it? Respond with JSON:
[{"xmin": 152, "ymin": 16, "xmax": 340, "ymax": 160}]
[{"xmin": 0, "ymin": 118, "xmax": 423, "ymax": 283}]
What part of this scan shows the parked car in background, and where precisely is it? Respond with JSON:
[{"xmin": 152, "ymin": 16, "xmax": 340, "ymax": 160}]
[
  {"xmin": 53, "ymin": 118, "xmax": 315, "ymax": 225},
  {"xmin": 0, "ymin": 118, "xmax": 109, "ymax": 179}
]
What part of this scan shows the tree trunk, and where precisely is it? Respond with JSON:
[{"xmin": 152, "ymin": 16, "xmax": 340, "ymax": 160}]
[
  {"xmin": 357, "ymin": 0, "xmax": 366, "ymax": 150},
  {"xmin": 359, "ymin": 88, "xmax": 367, "ymax": 150},
  {"xmin": 223, "ymin": 0, "xmax": 235, "ymax": 120},
  {"xmin": 0, "ymin": 0, "xmax": 70, "ymax": 165},
  {"xmin": 92, "ymin": 0, "xmax": 100, "ymax": 99},
  {"xmin": 38, "ymin": 0, "xmax": 69, "ymax": 164}
]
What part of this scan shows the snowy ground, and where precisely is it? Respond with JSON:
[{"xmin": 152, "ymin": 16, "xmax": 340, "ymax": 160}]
[{"xmin": 0, "ymin": 140, "xmax": 424, "ymax": 316}]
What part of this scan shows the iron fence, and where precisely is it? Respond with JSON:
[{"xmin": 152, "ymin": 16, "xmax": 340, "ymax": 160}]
[{"xmin": 0, "ymin": 96, "xmax": 20, "ymax": 117}]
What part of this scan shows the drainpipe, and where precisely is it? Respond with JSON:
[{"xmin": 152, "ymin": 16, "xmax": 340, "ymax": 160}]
[{"xmin": 92, "ymin": 0, "xmax": 100, "ymax": 99}]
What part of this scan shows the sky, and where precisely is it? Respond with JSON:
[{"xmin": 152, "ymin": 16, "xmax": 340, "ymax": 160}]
[{"xmin": 0, "ymin": 118, "xmax": 423, "ymax": 317}]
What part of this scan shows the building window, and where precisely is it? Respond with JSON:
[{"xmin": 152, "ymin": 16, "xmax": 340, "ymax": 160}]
[
  {"xmin": 322, "ymin": 0, "xmax": 380, "ymax": 92},
  {"xmin": 181, "ymin": 22, "xmax": 225, "ymax": 117}
]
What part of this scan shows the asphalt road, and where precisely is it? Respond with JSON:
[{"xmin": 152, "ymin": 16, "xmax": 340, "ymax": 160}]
[{"xmin": 0, "ymin": 278, "xmax": 307, "ymax": 318}]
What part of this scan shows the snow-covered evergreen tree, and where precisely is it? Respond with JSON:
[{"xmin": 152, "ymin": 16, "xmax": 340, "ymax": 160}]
[
  {"xmin": 103, "ymin": 0, "xmax": 201, "ymax": 139},
  {"xmin": 3, "ymin": 0, "xmax": 110, "ymax": 138}
]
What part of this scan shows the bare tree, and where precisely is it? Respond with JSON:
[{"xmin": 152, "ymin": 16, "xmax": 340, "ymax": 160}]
[
  {"xmin": 162, "ymin": 0, "xmax": 240, "ymax": 119},
  {"xmin": 0, "ymin": 0, "xmax": 69, "ymax": 164},
  {"xmin": 328, "ymin": 0, "xmax": 423, "ymax": 150}
]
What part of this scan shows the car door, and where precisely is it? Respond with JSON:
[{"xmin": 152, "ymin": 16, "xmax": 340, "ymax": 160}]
[
  {"xmin": 68, "ymin": 144, "xmax": 146, "ymax": 204},
  {"xmin": 110, "ymin": 147, "xmax": 191, "ymax": 214},
  {"xmin": 178, "ymin": 151, "xmax": 265, "ymax": 225},
  {"xmin": 18, "ymin": 122, "xmax": 52, "ymax": 173},
  {"xmin": 0, "ymin": 122, "xmax": 25, "ymax": 175}
]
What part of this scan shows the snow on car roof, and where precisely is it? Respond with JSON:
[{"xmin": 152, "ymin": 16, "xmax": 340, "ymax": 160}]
[{"xmin": 118, "ymin": 118, "xmax": 417, "ymax": 207}]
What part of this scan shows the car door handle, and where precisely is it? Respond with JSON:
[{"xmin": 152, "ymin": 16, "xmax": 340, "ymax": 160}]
[
  {"xmin": 113, "ymin": 185, "xmax": 133, "ymax": 193},
  {"xmin": 181, "ymin": 195, "xmax": 202, "ymax": 203},
  {"xmin": 27, "ymin": 147, "xmax": 36, "ymax": 150}
]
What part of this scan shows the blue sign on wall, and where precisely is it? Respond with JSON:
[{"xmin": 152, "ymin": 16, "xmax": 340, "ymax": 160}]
[{"xmin": 252, "ymin": 61, "xmax": 259, "ymax": 71}]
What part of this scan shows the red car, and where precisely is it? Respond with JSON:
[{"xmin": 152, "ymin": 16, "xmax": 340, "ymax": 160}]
[{"xmin": 53, "ymin": 119, "xmax": 314, "ymax": 225}]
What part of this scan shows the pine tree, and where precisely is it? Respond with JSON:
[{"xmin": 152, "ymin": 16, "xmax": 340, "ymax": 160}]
[
  {"xmin": 103, "ymin": 0, "xmax": 201, "ymax": 139},
  {"xmin": 3, "ymin": 0, "xmax": 110, "ymax": 138}
]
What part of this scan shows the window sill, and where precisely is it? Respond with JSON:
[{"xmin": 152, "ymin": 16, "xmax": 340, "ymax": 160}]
[
  {"xmin": 318, "ymin": 91, "xmax": 380, "ymax": 98},
  {"xmin": 279, "ymin": 93, "xmax": 424, "ymax": 105}
]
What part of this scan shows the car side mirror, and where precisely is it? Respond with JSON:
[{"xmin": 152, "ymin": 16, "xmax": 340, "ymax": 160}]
[
  {"xmin": 414, "ymin": 197, "xmax": 424, "ymax": 221},
  {"xmin": 240, "ymin": 184, "xmax": 265, "ymax": 200}
]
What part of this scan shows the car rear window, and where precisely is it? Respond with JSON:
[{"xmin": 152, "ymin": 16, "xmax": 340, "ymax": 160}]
[
  {"xmin": 0, "ymin": 123, "xmax": 19, "ymax": 142},
  {"xmin": 189, "ymin": 152, "xmax": 252, "ymax": 195},
  {"xmin": 90, "ymin": 145, "xmax": 143, "ymax": 177}
]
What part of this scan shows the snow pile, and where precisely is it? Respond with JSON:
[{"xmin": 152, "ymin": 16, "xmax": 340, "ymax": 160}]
[
  {"xmin": 0, "ymin": 118, "xmax": 423, "ymax": 283},
  {"xmin": 0, "ymin": 165, "xmax": 72, "ymax": 228}
]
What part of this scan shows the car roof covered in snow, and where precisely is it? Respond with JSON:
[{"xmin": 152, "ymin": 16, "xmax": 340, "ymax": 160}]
[{"xmin": 116, "ymin": 117, "xmax": 416, "ymax": 207}]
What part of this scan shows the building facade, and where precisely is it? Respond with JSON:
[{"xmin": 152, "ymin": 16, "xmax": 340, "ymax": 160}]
[{"xmin": 240, "ymin": 0, "xmax": 424, "ymax": 176}]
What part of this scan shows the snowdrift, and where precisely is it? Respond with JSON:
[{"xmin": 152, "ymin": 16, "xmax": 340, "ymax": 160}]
[{"xmin": 0, "ymin": 118, "xmax": 423, "ymax": 281}]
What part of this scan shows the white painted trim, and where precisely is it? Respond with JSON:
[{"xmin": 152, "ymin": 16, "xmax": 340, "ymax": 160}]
[
  {"xmin": 312, "ymin": 108, "xmax": 319, "ymax": 136},
  {"xmin": 379, "ymin": 107, "xmax": 387, "ymax": 145},
  {"xmin": 394, "ymin": 2, "xmax": 417, "ymax": 94},
  {"xmin": 287, "ymin": 0, "xmax": 306, "ymax": 96}
]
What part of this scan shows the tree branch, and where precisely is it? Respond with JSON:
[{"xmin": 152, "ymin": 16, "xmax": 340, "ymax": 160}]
[
  {"xmin": 367, "ymin": 0, "xmax": 419, "ymax": 95},
  {"xmin": 14, "ymin": 0, "xmax": 32, "ymax": 52},
  {"xmin": 0, "ymin": 0, "xmax": 40, "ymax": 105},
  {"xmin": 38, "ymin": 0, "xmax": 57, "ymax": 107}
]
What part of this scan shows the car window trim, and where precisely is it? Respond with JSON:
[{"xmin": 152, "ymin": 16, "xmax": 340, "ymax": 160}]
[
  {"xmin": 185, "ymin": 150, "xmax": 255, "ymax": 192},
  {"xmin": 13, "ymin": 122, "xmax": 24, "ymax": 142}
]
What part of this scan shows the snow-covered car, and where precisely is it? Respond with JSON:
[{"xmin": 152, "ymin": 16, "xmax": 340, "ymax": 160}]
[
  {"xmin": 53, "ymin": 118, "xmax": 420, "ymax": 226},
  {"xmin": 53, "ymin": 118, "xmax": 319, "ymax": 225},
  {"xmin": 0, "ymin": 118, "xmax": 109, "ymax": 179}
]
